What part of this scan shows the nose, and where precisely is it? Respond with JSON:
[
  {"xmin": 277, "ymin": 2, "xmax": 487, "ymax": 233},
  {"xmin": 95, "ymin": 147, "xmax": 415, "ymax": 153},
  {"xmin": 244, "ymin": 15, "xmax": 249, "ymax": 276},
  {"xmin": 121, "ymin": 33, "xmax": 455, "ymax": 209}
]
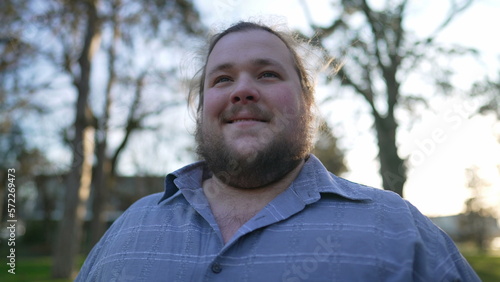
[{"xmin": 230, "ymin": 76, "xmax": 261, "ymax": 104}]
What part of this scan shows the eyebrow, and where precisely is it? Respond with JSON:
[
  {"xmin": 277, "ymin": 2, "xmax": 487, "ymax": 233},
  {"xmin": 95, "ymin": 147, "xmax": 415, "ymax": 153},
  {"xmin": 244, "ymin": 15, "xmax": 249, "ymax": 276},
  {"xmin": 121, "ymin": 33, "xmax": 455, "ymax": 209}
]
[
  {"xmin": 207, "ymin": 63, "xmax": 233, "ymax": 78},
  {"xmin": 206, "ymin": 58, "xmax": 287, "ymax": 78},
  {"xmin": 252, "ymin": 58, "xmax": 285, "ymax": 70}
]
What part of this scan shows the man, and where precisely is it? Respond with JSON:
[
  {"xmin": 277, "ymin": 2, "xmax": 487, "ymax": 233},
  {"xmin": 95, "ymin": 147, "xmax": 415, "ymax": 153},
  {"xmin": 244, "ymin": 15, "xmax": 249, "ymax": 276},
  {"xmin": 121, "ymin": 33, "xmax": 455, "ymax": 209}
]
[{"xmin": 77, "ymin": 22, "xmax": 480, "ymax": 281}]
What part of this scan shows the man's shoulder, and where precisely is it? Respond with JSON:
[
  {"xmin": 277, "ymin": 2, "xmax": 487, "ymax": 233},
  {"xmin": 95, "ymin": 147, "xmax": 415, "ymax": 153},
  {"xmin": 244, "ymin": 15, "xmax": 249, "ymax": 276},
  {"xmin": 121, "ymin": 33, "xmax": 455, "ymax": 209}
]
[
  {"xmin": 332, "ymin": 174, "xmax": 403, "ymax": 201},
  {"xmin": 108, "ymin": 192, "xmax": 179, "ymax": 231},
  {"xmin": 125, "ymin": 192, "xmax": 166, "ymax": 211},
  {"xmin": 302, "ymin": 155, "xmax": 405, "ymax": 205},
  {"xmin": 314, "ymin": 169, "xmax": 406, "ymax": 208}
]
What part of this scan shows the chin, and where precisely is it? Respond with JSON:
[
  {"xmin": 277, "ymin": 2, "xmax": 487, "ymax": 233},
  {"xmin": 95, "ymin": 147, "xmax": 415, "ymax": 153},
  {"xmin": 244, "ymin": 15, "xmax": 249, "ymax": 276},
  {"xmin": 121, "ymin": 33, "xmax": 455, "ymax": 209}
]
[{"xmin": 228, "ymin": 141, "xmax": 270, "ymax": 158}]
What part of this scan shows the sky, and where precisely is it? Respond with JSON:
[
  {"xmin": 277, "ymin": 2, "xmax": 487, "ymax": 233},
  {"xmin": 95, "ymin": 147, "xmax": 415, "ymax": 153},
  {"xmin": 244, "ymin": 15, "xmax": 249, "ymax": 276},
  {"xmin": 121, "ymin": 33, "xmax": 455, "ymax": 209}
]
[
  {"xmin": 191, "ymin": 0, "xmax": 500, "ymax": 217},
  {"xmin": 22, "ymin": 0, "xmax": 499, "ymax": 218}
]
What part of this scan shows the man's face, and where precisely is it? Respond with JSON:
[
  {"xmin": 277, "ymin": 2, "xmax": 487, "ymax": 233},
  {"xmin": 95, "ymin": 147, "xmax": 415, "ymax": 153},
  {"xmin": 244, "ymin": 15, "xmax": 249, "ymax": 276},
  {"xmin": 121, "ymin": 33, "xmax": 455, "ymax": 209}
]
[{"xmin": 196, "ymin": 29, "xmax": 312, "ymax": 188}]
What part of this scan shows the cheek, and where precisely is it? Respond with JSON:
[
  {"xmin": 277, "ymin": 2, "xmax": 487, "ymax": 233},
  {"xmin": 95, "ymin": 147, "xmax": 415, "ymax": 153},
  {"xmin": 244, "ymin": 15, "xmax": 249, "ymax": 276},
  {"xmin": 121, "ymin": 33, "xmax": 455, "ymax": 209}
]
[
  {"xmin": 271, "ymin": 87, "xmax": 303, "ymax": 114},
  {"xmin": 202, "ymin": 90, "xmax": 227, "ymax": 119}
]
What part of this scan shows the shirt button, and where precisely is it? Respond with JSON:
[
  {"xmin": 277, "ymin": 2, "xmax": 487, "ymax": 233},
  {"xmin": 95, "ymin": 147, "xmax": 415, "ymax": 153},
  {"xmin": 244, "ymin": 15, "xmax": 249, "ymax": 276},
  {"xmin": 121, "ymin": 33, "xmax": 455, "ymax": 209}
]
[{"xmin": 211, "ymin": 262, "xmax": 222, "ymax": 273}]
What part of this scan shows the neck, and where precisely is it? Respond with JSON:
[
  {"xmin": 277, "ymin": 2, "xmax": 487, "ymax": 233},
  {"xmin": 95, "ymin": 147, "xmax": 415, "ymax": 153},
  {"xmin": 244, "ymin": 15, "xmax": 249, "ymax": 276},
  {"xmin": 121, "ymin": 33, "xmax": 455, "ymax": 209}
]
[
  {"xmin": 202, "ymin": 159, "xmax": 305, "ymax": 243},
  {"xmin": 205, "ymin": 158, "xmax": 304, "ymax": 202}
]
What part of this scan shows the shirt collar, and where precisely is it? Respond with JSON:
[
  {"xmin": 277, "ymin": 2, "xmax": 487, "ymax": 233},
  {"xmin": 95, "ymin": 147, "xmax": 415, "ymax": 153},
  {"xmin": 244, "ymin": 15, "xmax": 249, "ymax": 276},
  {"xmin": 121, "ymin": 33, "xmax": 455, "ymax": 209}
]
[
  {"xmin": 290, "ymin": 154, "xmax": 372, "ymax": 203},
  {"xmin": 158, "ymin": 161, "xmax": 206, "ymax": 204},
  {"xmin": 159, "ymin": 154, "xmax": 372, "ymax": 205}
]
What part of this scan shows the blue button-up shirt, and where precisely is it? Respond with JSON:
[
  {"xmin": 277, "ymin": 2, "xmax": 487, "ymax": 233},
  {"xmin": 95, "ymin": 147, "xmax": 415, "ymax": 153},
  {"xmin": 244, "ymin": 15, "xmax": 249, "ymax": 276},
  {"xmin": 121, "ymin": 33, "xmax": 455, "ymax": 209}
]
[{"xmin": 77, "ymin": 155, "xmax": 480, "ymax": 281}]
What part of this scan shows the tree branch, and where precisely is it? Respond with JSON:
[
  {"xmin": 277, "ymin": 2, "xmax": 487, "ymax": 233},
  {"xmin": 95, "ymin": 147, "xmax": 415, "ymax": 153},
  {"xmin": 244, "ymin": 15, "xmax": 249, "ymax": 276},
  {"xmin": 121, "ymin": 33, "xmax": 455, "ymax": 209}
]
[
  {"xmin": 421, "ymin": 0, "xmax": 475, "ymax": 45},
  {"xmin": 110, "ymin": 71, "xmax": 146, "ymax": 175},
  {"xmin": 337, "ymin": 65, "xmax": 381, "ymax": 120}
]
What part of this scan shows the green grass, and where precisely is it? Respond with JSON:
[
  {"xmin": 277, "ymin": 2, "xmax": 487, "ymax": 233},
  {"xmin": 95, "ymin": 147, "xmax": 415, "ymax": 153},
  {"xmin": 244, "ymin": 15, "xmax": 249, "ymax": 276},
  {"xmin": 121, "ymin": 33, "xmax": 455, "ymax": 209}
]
[
  {"xmin": 0, "ymin": 254, "xmax": 498, "ymax": 281},
  {"xmin": 0, "ymin": 256, "xmax": 83, "ymax": 282},
  {"xmin": 465, "ymin": 254, "xmax": 500, "ymax": 282}
]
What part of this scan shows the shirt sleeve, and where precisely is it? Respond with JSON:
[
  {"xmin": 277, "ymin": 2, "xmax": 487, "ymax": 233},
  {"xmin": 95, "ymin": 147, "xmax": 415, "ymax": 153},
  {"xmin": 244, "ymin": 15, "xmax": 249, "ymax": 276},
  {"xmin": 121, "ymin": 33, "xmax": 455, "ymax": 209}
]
[
  {"xmin": 75, "ymin": 239, "xmax": 101, "ymax": 281},
  {"xmin": 75, "ymin": 215, "xmax": 123, "ymax": 282},
  {"xmin": 405, "ymin": 200, "xmax": 481, "ymax": 281},
  {"xmin": 75, "ymin": 206, "xmax": 129, "ymax": 281},
  {"xmin": 75, "ymin": 193, "xmax": 165, "ymax": 281}
]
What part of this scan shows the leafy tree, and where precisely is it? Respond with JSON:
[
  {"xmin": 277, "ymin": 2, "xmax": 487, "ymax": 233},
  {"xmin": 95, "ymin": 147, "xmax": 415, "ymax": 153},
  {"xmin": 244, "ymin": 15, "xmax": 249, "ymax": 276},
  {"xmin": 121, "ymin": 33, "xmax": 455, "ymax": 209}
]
[
  {"xmin": 313, "ymin": 118, "xmax": 347, "ymax": 175},
  {"xmin": 460, "ymin": 166, "xmax": 498, "ymax": 253},
  {"xmin": 471, "ymin": 68, "xmax": 500, "ymax": 120},
  {"xmin": 300, "ymin": 0, "xmax": 476, "ymax": 196}
]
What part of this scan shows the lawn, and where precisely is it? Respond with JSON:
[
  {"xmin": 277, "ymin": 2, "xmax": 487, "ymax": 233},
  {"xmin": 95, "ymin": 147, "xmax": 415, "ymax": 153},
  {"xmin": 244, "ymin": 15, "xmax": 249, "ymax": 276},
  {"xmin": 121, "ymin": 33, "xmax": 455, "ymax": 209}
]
[
  {"xmin": 465, "ymin": 254, "xmax": 500, "ymax": 282},
  {"xmin": 0, "ymin": 256, "xmax": 82, "ymax": 282},
  {"xmin": 0, "ymin": 254, "xmax": 498, "ymax": 281}
]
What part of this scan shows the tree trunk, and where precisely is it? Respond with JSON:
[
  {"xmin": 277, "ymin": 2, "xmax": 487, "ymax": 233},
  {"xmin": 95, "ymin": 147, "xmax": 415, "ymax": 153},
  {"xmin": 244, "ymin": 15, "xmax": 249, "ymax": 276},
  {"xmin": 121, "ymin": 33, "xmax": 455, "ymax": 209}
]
[
  {"xmin": 374, "ymin": 114, "xmax": 406, "ymax": 196},
  {"xmin": 90, "ymin": 7, "xmax": 119, "ymax": 246},
  {"xmin": 90, "ymin": 149, "xmax": 112, "ymax": 246},
  {"xmin": 52, "ymin": 127, "xmax": 95, "ymax": 278},
  {"xmin": 52, "ymin": 0, "xmax": 100, "ymax": 278}
]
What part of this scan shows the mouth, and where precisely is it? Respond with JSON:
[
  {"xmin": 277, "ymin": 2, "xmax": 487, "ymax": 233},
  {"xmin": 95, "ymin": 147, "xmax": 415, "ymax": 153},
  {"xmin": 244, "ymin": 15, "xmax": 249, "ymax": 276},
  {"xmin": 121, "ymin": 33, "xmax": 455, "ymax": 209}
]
[
  {"xmin": 221, "ymin": 105, "xmax": 272, "ymax": 125},
  {"xmin": 227, "ymin": 118, "xmax": 267, "ymax": 124}
]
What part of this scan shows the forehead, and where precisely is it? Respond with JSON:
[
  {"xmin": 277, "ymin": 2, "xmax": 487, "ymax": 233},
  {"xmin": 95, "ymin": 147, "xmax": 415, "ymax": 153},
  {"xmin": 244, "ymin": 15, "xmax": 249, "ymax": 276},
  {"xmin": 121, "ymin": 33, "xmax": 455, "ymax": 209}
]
[{"xmin": 206, "ymin": 29, "xmax": 295, "ymax": 71}]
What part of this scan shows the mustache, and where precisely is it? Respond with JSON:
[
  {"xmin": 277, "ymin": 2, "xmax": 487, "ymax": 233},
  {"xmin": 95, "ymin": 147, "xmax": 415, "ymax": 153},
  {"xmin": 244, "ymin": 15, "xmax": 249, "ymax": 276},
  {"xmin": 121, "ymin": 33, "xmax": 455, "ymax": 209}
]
[{"xmin": 219, "ymin": 104, "xmax": 273, "ymax": 123}]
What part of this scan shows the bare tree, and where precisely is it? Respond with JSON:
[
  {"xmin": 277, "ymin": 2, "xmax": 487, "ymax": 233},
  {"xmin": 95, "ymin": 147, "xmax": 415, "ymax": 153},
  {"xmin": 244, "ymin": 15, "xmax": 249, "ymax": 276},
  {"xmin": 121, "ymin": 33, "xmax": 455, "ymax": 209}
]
[
  {"xmin": 87, "ymin": 0, "xmax": 203, "ymax": 248},
  {"xmin": 1, "ymin": 0, "xmax": 103, "ymax": 277},
  {"xmin": 300, "ymin": 0, "xmax": 475, "ymax": 196},
  {"xmin": 52, "ymin": 0, "xmax": 204, "ymax": 277},
  {"xmin": 0, "ymin": 0, "xmax": 53, "ymax": 226},
  {"xmin": 52, "ymin": 0, "xmax": 100, "ymax": 278},
  {"xmin": 2, "ymin": 0, "xmax": 204, "ymax": 278}
]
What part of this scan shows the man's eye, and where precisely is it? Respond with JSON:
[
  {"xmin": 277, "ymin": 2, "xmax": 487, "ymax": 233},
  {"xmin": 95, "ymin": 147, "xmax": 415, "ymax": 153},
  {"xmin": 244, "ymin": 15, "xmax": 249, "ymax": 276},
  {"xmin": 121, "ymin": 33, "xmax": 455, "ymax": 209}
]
[
  {"xmin": 259, "ymin": 72, "xmax": 279, "ymax": 79},
  {"xmin": 214, "ymin": 76, "xmax": 232, "ymax": 85}
]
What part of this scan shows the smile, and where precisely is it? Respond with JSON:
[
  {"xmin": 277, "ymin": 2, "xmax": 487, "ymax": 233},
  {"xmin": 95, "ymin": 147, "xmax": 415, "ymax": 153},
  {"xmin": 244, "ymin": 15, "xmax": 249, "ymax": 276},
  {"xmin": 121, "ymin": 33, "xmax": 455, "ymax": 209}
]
[{"xmin": 228, "ymin": 119, "xmax": 266, "ymax": 123}]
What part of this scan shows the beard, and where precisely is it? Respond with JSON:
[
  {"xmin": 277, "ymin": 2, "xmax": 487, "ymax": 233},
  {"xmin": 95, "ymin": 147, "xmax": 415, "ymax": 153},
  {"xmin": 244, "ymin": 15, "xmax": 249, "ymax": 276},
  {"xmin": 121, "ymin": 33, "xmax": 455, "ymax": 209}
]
[{"xmin": 195, "ymin": 104, "xmax": 314, "ymax": 189}]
